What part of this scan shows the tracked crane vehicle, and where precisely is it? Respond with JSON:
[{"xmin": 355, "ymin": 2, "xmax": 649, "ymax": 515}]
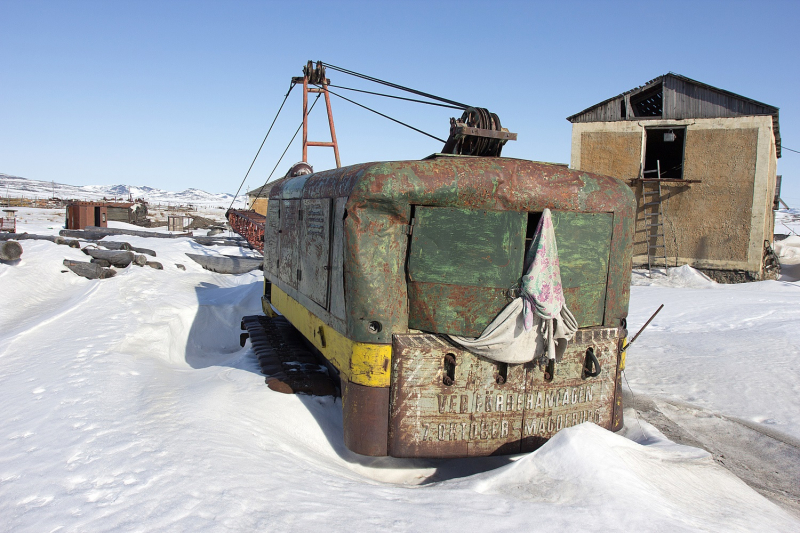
[{"xmin": 234, "ymin": 62, "xmax": 635, "ymax": 458}]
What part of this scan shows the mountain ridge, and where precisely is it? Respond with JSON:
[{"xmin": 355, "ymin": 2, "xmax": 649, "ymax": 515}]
[{"xmin": 0, "ymin": 173, "xmax": 246, "ymax": 208}]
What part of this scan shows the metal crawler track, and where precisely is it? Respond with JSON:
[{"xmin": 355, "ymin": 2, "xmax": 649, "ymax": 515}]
[{"xmin": 241, "ymin": 315, "xmax": 337, "ymax": 396}]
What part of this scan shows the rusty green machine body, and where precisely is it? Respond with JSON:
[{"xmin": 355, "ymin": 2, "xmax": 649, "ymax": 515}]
[{"xmin": 261, "ymin": 153, "xmax": 636, "ymax": 458}]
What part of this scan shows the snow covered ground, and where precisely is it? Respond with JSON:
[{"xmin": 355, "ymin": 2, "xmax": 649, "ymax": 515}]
[{"xmin": 1, "ymin": 208, "xmax": 799, "ymax": 531}]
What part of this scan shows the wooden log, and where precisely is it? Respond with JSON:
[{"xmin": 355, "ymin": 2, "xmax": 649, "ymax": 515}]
[
  {"xmin": 0, "ymin": 240, "xmax": 23, "ymax": 261},
  {"xmin": 99, "ymin": 241, "xmax": 132, "ymax": 251},
  {"xmin": 90, "ymin": 258, "xmax": 111, "ymax": 267},
  {"xmin": 130, "ymin": 246, "xmax": 156, "ymax": 257},
  {"xmin": 83, "ymin": 226, "xmax": 192, "ymax": 239},
  {"xmin": 54, "ymin": 233, "xmax": 155, "ymax": 255},
  {"xmin": 1, "ymin": 233, "xmax": 78, "ymax": 247},
  {"xmin": 184, "ymin": 253, "xmax": 263, "ymax": 274},
  {"xmin": 82, "ymin": 247, "xmax": 135, "ymax": 267},
  {"xmin": 59, "ymin": 230, "xmax": 108, "ymax": 240},
  {"xmin": 133, "ymin": 254, "xmax": 148, "ymax": 266},
  {"xmin": 192, "ymin": 236, "xmax": 250, "ymax": 247},
  {"xmin": 146, "ymin": 261, "xmax": 163, "ymax": 270},
  {"xmin": 63, "ymin": 259, "xmax": 116, "ymax": 279}
]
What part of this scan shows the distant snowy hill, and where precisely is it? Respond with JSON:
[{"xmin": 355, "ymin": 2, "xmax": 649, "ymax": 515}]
[{"xmin": 0, "ymin": 173, "xmax": 247, "ymax": 208}]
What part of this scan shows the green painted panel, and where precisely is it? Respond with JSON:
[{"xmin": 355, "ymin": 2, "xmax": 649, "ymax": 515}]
[
  {"xmin": 563, "ymin": 285, "xmax": 607, "ymax": 330},
  {"xmin": 409, "ymin": 207, "xmax": 525, "ymax": 288},
  {"xmin": 407, "ymin": 282, "xmax": 509, "ymax": 338},
  {"xmin": 533, "ymin": 211, "xmax": 613, "ymax": 327}
]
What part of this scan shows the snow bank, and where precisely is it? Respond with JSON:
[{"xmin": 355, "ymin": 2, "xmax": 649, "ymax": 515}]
[
  {"xmin": 464, "ymin": 420, "xmax": 796, "ymax": 531},
  {"xmin": 1, "ymin": 209, "xmax": 798, "ymax": 531},
  {"xmin": 626, "ymin": 274, "xmax": 800, "ymax": 441},
  {"xmin": 632, "ymin": 264, "xmax": 715, "ymax": 288},
  {"xmin": 774, "ymin": 235, "xmax": 800, "ymax": 281}
]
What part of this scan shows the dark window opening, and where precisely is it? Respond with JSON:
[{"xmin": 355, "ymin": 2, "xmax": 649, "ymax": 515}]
[
  {"xmin": 620, "ymin": 99, "xmax": 627, "ymax": 119},
  {"xmin": 631, "ymin": 84, "xmax": 663, "ymax": 118},
  {"xmin": 524, "ymin": 212, "xmax": 543, "ymax": 269},
  {"xmin": 643, "ymin": 128, "xmax": 685, "ymax": 180}
]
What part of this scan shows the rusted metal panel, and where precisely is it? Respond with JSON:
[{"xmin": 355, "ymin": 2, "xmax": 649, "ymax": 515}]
[
  {"xmin": 547, "ymin": 210, "xmax": 614, "ymax": 327},
  {"xmin": 278, "ymin": 200, "xmax": 300, "ymax": 288},
  {"xmin": 342, "ymin": 380, "xmax": 389, "ymax": 456},
  {"xmin": 408, "ymin": 207, "xmax": 525, "ymax": 287},
  {"xmin": 227, "ymin": 209, "xmax": 267, "ymax": 253},
  {"xmin": 343, "ymin": 202, "xmax": 410, "ymax": 344},
  {"xmin": 263, "ymin": 200, "xmax": 280, "ymax": 275},
  {"xmin": 389, "ymin": 328, "xmax": 621, "ymax": 457},
  {"xmin": 299, "ymin": 198, "xmax": 332, "ymax": 308},
  {"xmin": 329, "ymin": 198, "xmax": 347, "ymax": 320},
  {"xmin": 407, "ymin": 283, "xmax": 509, "ymax": 338},
  {"xmin": 389, "ymin": 334, "xmax": 525, "ymax": 458},
  {"xmin": 520, "ymin": 327, "xmax": 620, "ymax": 452},
  {"xmin": 268, "ymin": 157, "xmax": 635, "ymax": 344},
  {"xmin": 407, "ymin": 207, "xmax": 524, "ymax": 337}
]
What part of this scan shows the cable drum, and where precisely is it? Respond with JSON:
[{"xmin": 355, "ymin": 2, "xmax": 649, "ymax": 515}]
[{"xmin": 443, "ymin": 107, "xmax": 511, "ymax": 157}]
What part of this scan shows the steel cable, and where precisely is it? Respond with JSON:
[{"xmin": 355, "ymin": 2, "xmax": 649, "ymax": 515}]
[
  {"xmin": 246, "ymin": 94, "xmax": 323, "ymax": 208},
  {"xmin": 320, "ymin": 62, "xmax": 470, "ymax": 110},
  {"xmin": 326, "ymin": 84, "xmax": 463, "ymax": 109},
  {"xmin": 320, "ymin": 85, "xmax": 446, "ymax": 144},
  {"xmin": 227, "ymin": 82, "xmax": 296, "ymax": 211}
]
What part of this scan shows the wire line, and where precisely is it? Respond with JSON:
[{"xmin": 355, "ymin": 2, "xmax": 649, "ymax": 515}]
[
  {"xmin": 321, "ymin": 85, "xmax": 447, "ymax": 143},
  {"xmin": 227, "ymin": 83, "xmax": 295, "ymax": 211},
  {"xmin": 327, "ymin": 84, "xmax": 463, "ymax": 109},
  {"xmin": 320, "ymin": 62, "xmax": 469, "ymax": 109},
  {"xmin": 248, "ymin": 94, "xmax": 323, "ymax": 207}
]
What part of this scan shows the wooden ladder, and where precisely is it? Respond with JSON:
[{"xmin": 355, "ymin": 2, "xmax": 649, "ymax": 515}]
[{"xmin": 642, "ymin": 160, "xmax": 668, "ymax": 276}]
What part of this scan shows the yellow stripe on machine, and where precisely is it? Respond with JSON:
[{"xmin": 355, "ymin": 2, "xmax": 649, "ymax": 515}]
[{"xmin": 270, "ymin": 286, "xmax": 392, "ymax": 387}]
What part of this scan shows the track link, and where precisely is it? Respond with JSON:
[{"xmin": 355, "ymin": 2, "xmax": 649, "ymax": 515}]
[{"xmin": 241, "ymin": 315, "xmax": 337, "ymax": 396}]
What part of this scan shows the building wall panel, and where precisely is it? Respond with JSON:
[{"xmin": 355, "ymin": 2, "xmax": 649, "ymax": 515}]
[
  {"xmin": 578, "ymin": 132, "xmax": 642, "ymax": 181},
  {"xmin": 661, "ymin": 128, "xmax": 758, "ymax": 263}
]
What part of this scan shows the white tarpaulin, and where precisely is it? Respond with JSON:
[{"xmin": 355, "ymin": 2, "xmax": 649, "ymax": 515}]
[{"xmin": 450, "ymin": 209, "xmax": 578, "ymax": 363}]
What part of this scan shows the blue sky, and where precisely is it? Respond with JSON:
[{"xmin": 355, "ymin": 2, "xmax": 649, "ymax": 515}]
[{"xmin": 1, "ymin": 0, "xmax": 798, "ymax": 204}]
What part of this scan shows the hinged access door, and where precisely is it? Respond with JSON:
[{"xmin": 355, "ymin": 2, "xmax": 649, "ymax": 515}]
[
  {"xmin": 545, "ymin": 211, "xmax": 614, "ymax": 327},
  {"xmin": 299, "ymin": 198, "xmax": 332, "ymax": 308},
  {"xmin": 278, "ymin": 200, "xmax": 301, "ymax": 288},
  {"xmin": 407, "ymin": 207, "xmax": 526, "ymax": 337},
  {"xmin": 263, "ymin": 199, "xmax": 281, "ymax": 277}
]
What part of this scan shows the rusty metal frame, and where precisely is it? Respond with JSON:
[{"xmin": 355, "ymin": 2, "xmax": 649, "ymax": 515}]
[
  {"xmin": 298, "ymin": 63, "xmax": 341, "ymax": 168},
  {"xmin": 227, "ymin": 209, "xmax": 266, "ymax": 253}
]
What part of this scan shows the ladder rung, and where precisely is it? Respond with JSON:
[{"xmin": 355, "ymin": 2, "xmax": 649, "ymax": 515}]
[
  {"xmin": 643, "ymin": 190, "xmax": 661, "ymax": 195},
  {"xmin": 649, "ymin": 244, "xmax": 666, "ymax": 249},
  {"xmin": 644, "ymin": 202, "xmax": 661, "ymax": 206},
  {"xmin": 647, "ymin": 223, "xmax": 663, "ymax": 227},
  {"xmin": 648, "ymin": 234, "xmax": 665, "ymax": 237}
]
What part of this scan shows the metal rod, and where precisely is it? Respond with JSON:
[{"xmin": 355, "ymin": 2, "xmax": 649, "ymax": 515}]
[
  {"xmin": 322, "ymin": 82, "xmax": 341, "ymax": 168},
  {"xmin": 622, "ymin": 304, "xmax": 664, "ymax": 352},
  {"xmin": 302, "ymin": 74, "xmax": 309, "ymax": 163}
]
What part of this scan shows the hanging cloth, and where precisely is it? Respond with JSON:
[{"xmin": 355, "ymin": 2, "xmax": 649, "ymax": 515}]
[{"xmin": 449, "ymin": 209, "xmax": 578, "ymax": 363}]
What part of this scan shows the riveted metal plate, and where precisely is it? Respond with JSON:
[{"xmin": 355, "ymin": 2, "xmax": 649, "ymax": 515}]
[
  {"xmin": 278, "ymin": 199, "xmax": 300, "ymax": 288},
  {"xmin": 520, "ymin": 327, "xmax": 620, "ymax": 451},
  {"xmin": 389, "ymin": 334, "xmax": 526, "ymax": 458},
  {"xmin": 329, "ymin": 197, "xmax": 347, "ymax": 320},
  {"xmin": 299, "ymin": 198, "xmax": 332, "ymax": 308},
  {"xmin": 264, "ymin": 199, "xmax": 281, "ymax": 277},
  {"xmin": 389, "ymin": 327, "xmax": 621, "ymax": 458}
]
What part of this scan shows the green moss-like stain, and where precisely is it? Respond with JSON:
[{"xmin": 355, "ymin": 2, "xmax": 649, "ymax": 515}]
[
  {"xmin": 409, "ymin": 207, "xmax": 525, "ymax": 287},
  {"xmin": 547, "ymin": 210, "xmax": 613, "ymax": 327}
]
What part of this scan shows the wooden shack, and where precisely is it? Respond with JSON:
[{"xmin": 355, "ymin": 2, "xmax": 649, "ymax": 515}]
[
  {"xmin": 567, "ymin": 73, "xmax": 780, "ymax": 282},
  {"xmin": 105, "ymin": 201, "xmax": 149, "ymax": 226},
  {"xmin": 66, "ymin": 202, "xmax": 108, "ymax": 230}
]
